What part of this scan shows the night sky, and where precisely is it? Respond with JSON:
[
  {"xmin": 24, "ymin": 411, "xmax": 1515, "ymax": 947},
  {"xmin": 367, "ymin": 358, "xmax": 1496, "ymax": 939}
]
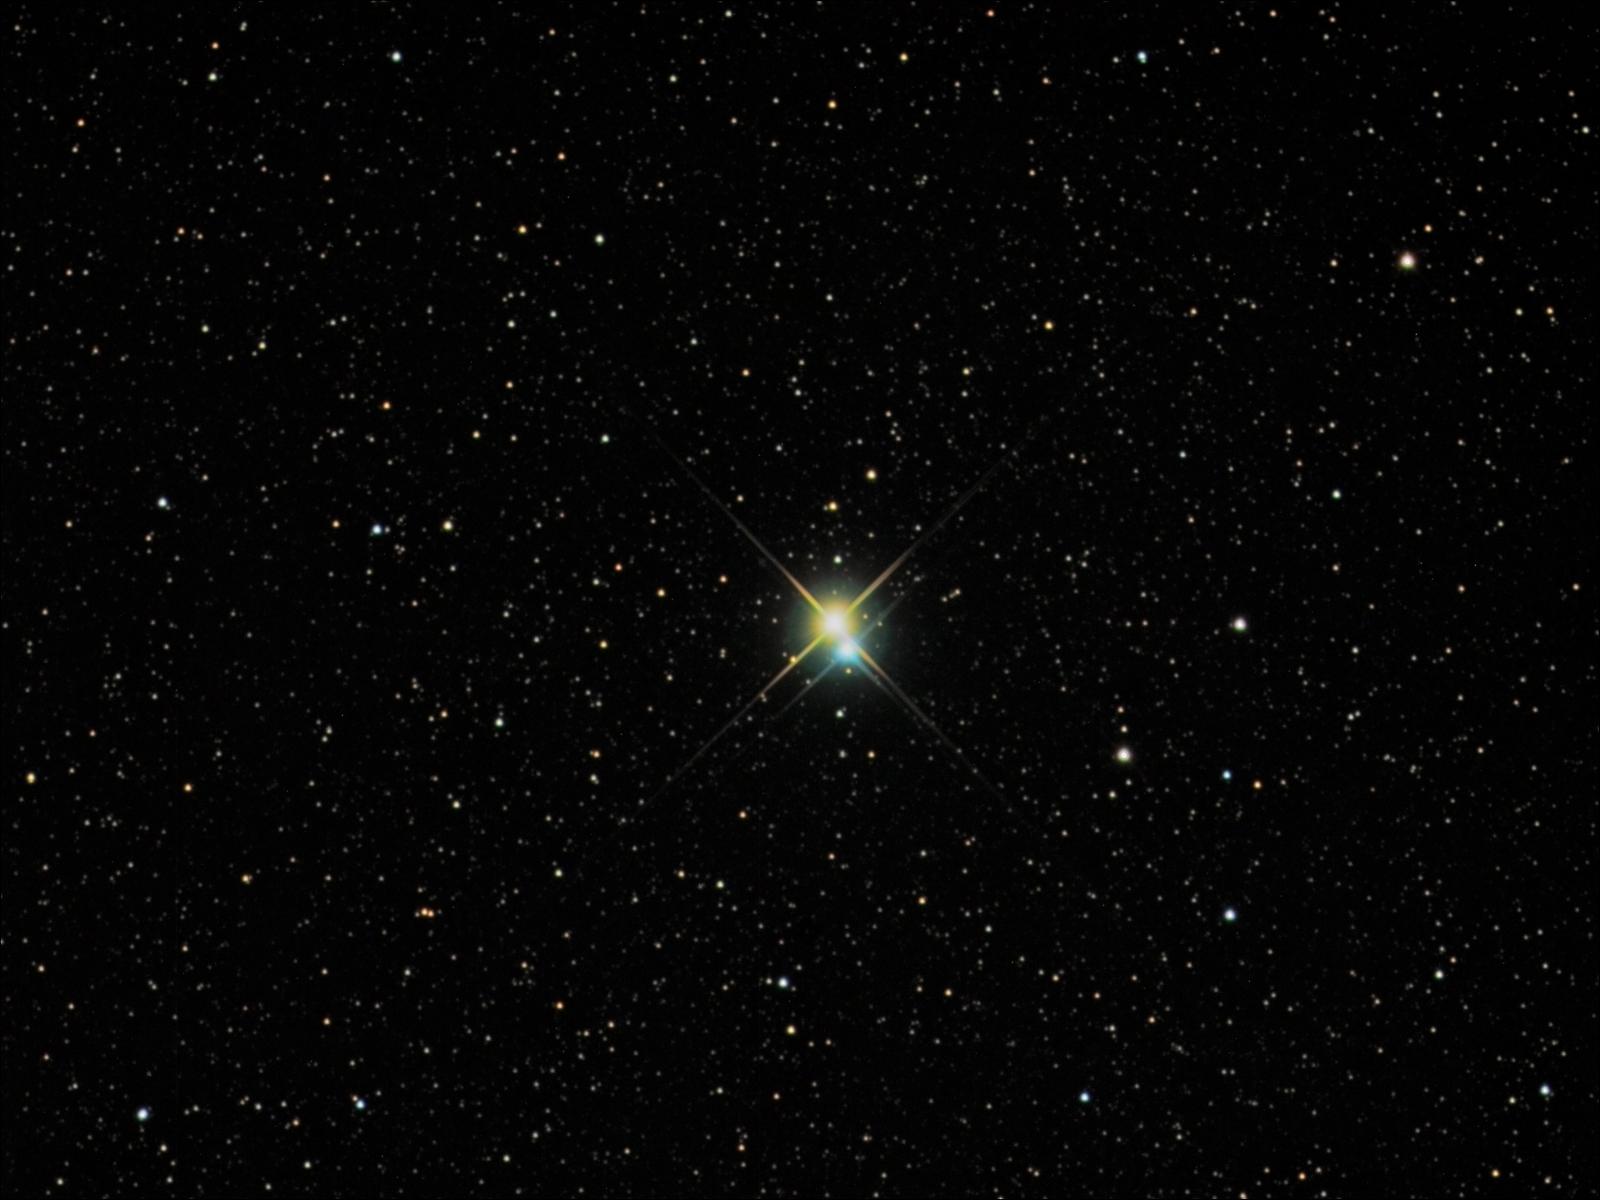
[{"xmin": 3, "ymin": 6, "xmax": 1595, "ymax": 1197}]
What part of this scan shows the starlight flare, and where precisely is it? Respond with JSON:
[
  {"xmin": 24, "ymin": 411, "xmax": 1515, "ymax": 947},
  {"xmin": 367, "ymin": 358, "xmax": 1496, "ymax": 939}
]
[{"xmin": 635, "ymin": 416, "xmax": 1034, "ymax": 817}]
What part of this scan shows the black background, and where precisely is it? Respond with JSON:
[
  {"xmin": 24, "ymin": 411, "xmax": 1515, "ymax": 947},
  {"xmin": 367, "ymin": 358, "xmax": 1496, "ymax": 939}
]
[{"xmin": 3, "ymin": 5, "xmax": 1594, "ymax": 1197}]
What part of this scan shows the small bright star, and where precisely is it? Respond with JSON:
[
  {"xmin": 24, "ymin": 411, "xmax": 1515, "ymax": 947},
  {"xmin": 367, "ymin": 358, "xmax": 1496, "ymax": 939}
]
[
  {"xmin": 1540, "ymin": 1084, "xmax": 1552, "ymax": 1097},
  {"xmin": 1398, "ymin": 251, "xmax": 1416, "ymax": 269},
  {"xmin": 389, "ymin": 50, "xmax": 402, "ymax": 63},
  {"xmin": 135, "ymin": 1107, "xmax": 150, "ymax": 1122},
  {"xmin": 1223, "ymin": 907, "xmax": 1237, "ymax": 922},
  {"xmin": 1079, "ymin": 1090, "xmax": 1091, "ymax": 1103},
  {"xmin": 1115, "ymin": 746, "xmax": 1133, "ymax": 764},
  {"xmin": 1221, "ymin": 768, "xmax": 1233, "ymax": 781},
  {"xmin": 157, "ymin": 496, "xmax": 170, "ymax": 510},
  {"xmin": 594, "ymin": 233, "xmax": 606, "ymax": 246},
  {"xmin": 1135, "ymin": 50, "xmax": 1148, "ymax": 63},
  {"xmin": 776, "ymin": 976, "xmax": 790, "ymax": 990},
  {"xmin": 1232, "ymin": 616, "xmax": 1248, "ymax": 632},
  {"xmin": 354, "ymin": 1097, "xmax": 367, "ymax": 1111}
]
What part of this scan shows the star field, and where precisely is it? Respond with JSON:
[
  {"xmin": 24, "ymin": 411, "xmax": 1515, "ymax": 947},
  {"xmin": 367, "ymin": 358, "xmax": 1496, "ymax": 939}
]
[{"xmin": 2, "ymin": 6, "xmax": 1595, "ymax": 1197}]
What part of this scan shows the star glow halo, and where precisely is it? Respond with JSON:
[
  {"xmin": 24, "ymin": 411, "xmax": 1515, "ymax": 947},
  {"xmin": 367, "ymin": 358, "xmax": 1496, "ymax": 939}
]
[{"xmin": 626, "ymin": 399, "xmax": 1048, "ymax": 824}]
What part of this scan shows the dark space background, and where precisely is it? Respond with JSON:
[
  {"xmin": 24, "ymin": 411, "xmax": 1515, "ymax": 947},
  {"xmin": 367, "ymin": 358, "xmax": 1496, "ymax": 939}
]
[{"xmin": 3, "ymin": 5, "xmax": 1595, "ymax": 1197}]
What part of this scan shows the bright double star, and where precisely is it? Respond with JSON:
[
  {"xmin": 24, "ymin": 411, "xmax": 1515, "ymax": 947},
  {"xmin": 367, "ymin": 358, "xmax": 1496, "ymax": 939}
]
[
  {"xmin": 820, "ymin": 607, "xmax": 859, "ymax": 660},
  {"xmin": 631, "ymin": 409, "xmax": 1036, "ymax": 818}
]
